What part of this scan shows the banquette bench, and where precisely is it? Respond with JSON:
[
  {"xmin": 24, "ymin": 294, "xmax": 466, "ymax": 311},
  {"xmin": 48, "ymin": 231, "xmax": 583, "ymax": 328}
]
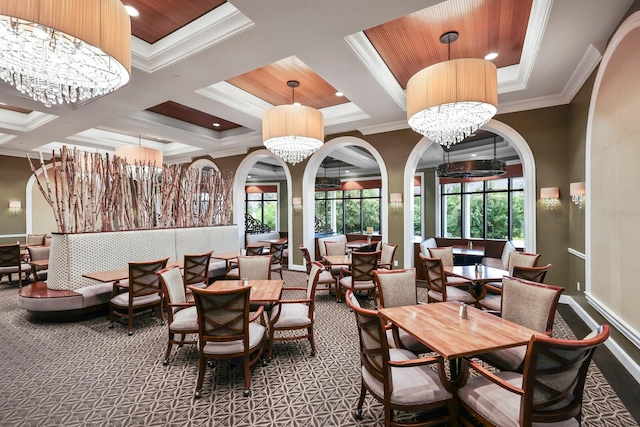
[{"xmin": 18, "ymin": 225, "xmax": 239, "ymax": 318}]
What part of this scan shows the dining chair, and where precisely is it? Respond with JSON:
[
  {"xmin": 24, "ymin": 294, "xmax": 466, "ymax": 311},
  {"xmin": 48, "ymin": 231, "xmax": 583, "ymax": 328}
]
[
  {"xmin": 324, "ymin": 240, "xmax": 348, "ymax": 278},
  {"xmin": 378, "ymin": 243, "xmax": 397, "ymax": 270},
  {"xmin": 190, "ymin": 285, "xmax": 266, "ymax": 398},
  {"xmin": 109, "ymin": 257, "xmax": 169, "ymax": 336},
  {"xmin": 27, "ymin": 245, "xmax": 50, "ymax": 281},
  {"xmin": 299, "ymin": 245, "xmax": 337, "ymax": 298},
  {"xmin": 458, "ymin": 325, "xmax": 610, "ymax": 426},
  {"xmin": 268, "ymin": 262, "xmax": 323, "ymax": 358},
  {"xmin": 419, "ymin": 254, "xmax": 476, "ymax": 305},
  {"xmin": 427, "ymin": 246, "xmax": 471, "ymax": 287},
  {"xmin": 507, "ymin": 251, "xmax": 540, "ymax": 275},
  {"xmin": 480, "ymin": 263, "xmax": 553, "ymax": 312},
  {"xmin": 26, "ymin": 233, "xmax": 46, "ymax": 246},
  {"xmin": 476, "ymin": 276, "xmax": 565, "ymax": 372},
  {"xmin": 157, "ymin": 265, "xmax": 198, "ymax": 365},
  {"xmin": 236, "ymin": 255, "xmax": 272, "ymax": 280},
  {"xmin": 183, "ymin": 251, "xmax": 212, "ymax": 290},
  {"xmin": 338, "ymin": 250, "xmax": 380, "ymax": 305},
  {"xmin": 345, "ymin": 289, "xmax": 456, "ymax": 427},
  {"xmin": 375, "ymin": 268, "xmax": 430, "ymax": 354},
  {"xmin": 225, "ymin": 245, "xmax": 264, "ymax": 278},
  {"xmin": 0, "ymin": 243, "xmax": 30, "ymax": 287},
  {"xmin": 269, "ymin": 242, "xmax": 285, "ymax": 279}
]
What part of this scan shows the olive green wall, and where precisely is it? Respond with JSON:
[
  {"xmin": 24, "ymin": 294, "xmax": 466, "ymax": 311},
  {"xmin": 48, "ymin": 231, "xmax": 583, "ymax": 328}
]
[
  {"xmin": 0, "ymin": 156, "xmax": 33, "ymax": 245},
  {"xmin": 417, "ymin": 167, "xmax": 437, "ymax": 238}
]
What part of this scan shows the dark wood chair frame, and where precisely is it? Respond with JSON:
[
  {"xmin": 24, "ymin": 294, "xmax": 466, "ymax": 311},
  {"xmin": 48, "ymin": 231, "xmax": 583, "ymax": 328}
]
[
  {"xmin": 109, "ymin": 257, "xmax": 168, "ymax": 336},
  {"xmin": 191, "ymin": 285, "xmax": 266, "ymax": 398},
  {"xmin": 269, "ymin": 242, "xmax": 285, "ymax": 280},
  {"xmin": 345, "ymin": 290, "xmax": 457, "ymax": 426},
  {"xmin": 183, "ymin": 251, "xmax": 212, "ymax": 289},
  {"xmin": 378, "ymin": 243, "xmax": 398, "ymax": 270},
  {"xmin": 0, "ymin": 243, "xmax": 27, "ymax": 287},
  {"xmin": 339, "ymin": 250, "xmax": 381, "ymax": 305},
  {"xmin": 299, "ymin": 245, "xmax": 337, "ymax": 298},
  {"xmin": 419, "ymin": 253, "xmax": 476, "ymax": 304}
]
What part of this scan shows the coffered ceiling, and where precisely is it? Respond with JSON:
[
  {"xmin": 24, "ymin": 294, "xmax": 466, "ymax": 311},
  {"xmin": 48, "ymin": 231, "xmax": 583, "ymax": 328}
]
[{"xmin": 0, "ymin": 0, "xmax": 633, "ymax": 169}]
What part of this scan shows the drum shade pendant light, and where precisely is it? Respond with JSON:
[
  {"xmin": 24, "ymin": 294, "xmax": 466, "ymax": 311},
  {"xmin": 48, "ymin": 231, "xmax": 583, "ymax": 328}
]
[
  {"xmin": 407, "ymin": 31, "xmax": 497, "ymax": 148},
  {"xmin": 263, "ymin": 80, "xmax": 324, "ymax": 165},
  {"xmin": 0, "ymin": 0, "xmax": 131, "ymax": 107},
  {"xmin": 116, "ymin": 135, "xmax": 163, "ymax": 167}
]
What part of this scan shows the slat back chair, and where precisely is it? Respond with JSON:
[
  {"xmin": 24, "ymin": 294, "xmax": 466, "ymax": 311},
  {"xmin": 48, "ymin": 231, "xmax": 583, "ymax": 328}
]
[
  {"xmin": 338, "ymin": 251, "xmax": 380, "ymax": 305},
  {"xmin": 419, "ymin": 253, "xmax": 475, "ymax": 305},
  {"xmin": 109, "ymin": 257, "xmax": 169, "ymax": 335},
  {"xmin": 459, "ymin": 325, "xmax": 610, "ymax": 426},
  {"xmin": 269, "ymin": 242, "xmax": 285, "ymax": 279},
  {"xmin": 345, "ymin": 290, "xmax": 455, "ymax": 426},
  {"xmin": 300, "ymin": 245, "xmax": 337, "ymax": 298},
  {"xmin": 183, "ymin": 251, "xmax": 212, "ymax": 290},
  {"xmin": 190, "ymin": 285, "xmax": 266, "ymax": 398},
  {"xmin": 378, "ymin": 243, "xmax": 397, "ymax": 270},
  {"xmin": 157, "ymin": 265, "xmax": 198, "ymax": 365},
  {"xmin": 0, "ymin": 243, "xmax": 26, "ymax": 286},
  {"xmin": 246, "ymin": 245, "xmax": 265, "ymax": 256}
]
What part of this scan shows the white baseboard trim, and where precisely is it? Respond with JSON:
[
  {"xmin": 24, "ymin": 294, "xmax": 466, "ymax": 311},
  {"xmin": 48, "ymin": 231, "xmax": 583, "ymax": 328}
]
[
  {"xmin": 287, "ymin": 264, "xmax": 306, "ymax": 272},
  {"xmin": 560, "ymin": 295, "xmax": 640, "ymax": 384}
]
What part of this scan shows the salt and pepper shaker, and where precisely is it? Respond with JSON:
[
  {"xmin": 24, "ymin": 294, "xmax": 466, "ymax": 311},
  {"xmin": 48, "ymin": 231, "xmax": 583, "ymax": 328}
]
[
  {"xmin": 459, "ymin": 302, "xmax": 468, "ymax": 319},
  {"xmin": 242, "ymin": 277, "xmax": 248, "ymax": 286}
]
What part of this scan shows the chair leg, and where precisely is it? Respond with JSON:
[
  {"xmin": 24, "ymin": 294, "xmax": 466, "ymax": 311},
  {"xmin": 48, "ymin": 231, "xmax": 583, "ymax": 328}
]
[
  {"xmin": 335, "ymin": 283, "xmax": 343, "ymax": 302},
  {"xmin": 268, "ymin": 326, "xmax": 276, "ymax": 358},
  {"xmin": 158, "ymin": 299, "xmax": 166, "ymax": 325},
  {"xmin": 354, "ymin": 380, "xmax": 367, "ymax": 420},
  {"xmin": 308, "ymin": 326, "xmax": 316, "ymax": 356},
  {"xmin": 195, "ymin": 355, "xmax": 206, "ymax": 398},
  {"xmin": 127, "ymin": 306, "xmax": 134, "ymax": 336},
  {"xmin": 242, "ymin": 354, "xmax": 251, "ymax": 397},
  {"xmin": 164, "ymin": 332, "xmax": 174, "ymax": 365},
  {"xmin": 108, "ymin": 303, "xmax": 115, "ymax": 328}
]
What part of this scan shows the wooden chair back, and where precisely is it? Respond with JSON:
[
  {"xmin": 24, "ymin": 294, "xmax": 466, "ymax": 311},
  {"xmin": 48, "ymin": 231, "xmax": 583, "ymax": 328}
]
[
  {"xmin": 26, "ymin": 234, "xmax": 46, "ymax": 246},
  {"xmin": 245, "ymin": 245, "xmax": 264, "ymax": 256},
  {"xmin": 27, "ymin": 245, "xmax": 50, "ymax": 261},
  {"xmin": 351, "ymin": 251, "xmax": 380, "ymax": 282},
  {"xmin": 191, "ymin": 286, "xmax": 250, "ymax": 344},
  {"xmin": 325, "ymin": 240, "xmax": 347, "ymax": 256},
  {"xmin": 507, "ymin": 251, "xmax": 540, "ymax": 275},
  {"xmin": 157, "ymin": 265, "xmax": 187, "ymax": 316},
  {"xmin": 501, "ymin": 276, "xmax": 564, "ymax": 335},
  {"xmin": 419, "ymin": 253, "xmax": 449, "ymax": 301},
  {"xmin": 299, "ymin": 245, "xmax": 313, "ymax": 275},
  {"xmin": 519, "ymin": 325, "xmax": 610, "ymax": 425},
  {"xmin": 375, "ymin": 268, "xmax": 417, "ymax": 308},
  {"xmin": 306, "ymin": 262, "xmax": 324, "ymax": 300},
  {"xmin": 238, "ymin": 255, "xmax": 271, "ymax": 280},
  {"xmin": 379, "ymin": 243, "xmax": 397, "ymax": 269},
  {"xmin": 269, "ymin": 243, "xmax": 285, "ymax": 265},
  {"xmin": 183, "ymin": 251, "xmax": 212, "ymax": 286},
  {"xmin": 0, "ymin": 244, "xmax": 20, "ymax": 267},
  {"xmin": 128, "ymin": 258, "xmax": 169, "ymax": 299},
  {"xmin": 428, "ymin": 246, "xmax": 454, "ymax": 267},
  {"xmin": 512, "ymin": 263, "xmax": 552, "ymax": 283}
]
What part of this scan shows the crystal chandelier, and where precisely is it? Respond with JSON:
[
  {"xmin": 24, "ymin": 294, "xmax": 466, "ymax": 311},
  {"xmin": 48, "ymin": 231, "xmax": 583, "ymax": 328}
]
[
  {"xmin": 0, "ymin": 1, "xmax": 131, "ymax": 108},
  {"xmin": 263, "ymin": 80, "xmax": 324, "ymax": 165},
  {"xmin": 407, "ymin": 31, "xmax": 497, "ymax": 148}
]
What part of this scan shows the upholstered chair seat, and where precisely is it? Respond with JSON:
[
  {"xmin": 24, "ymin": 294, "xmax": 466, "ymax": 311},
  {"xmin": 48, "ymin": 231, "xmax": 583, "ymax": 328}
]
[
  {"xmin": 270, "ymin": 303, "xmax": 315, "ymax": 328},
  {"xmin": 427, "ymin": 286, "xmax": 477, "ymax": 304},
  {"xmin": 339, "ymin": 276, "xmax": 375, "ymax": 290},
  {"xmin": 202, "ymin": 322, "xmax": 266, "ymax": 355},
  {"xmin": 338, "ymin": 251, "xmax": 380, "ymax": 304},
  {"xmin": 300, "ymin": 245, "xmax": 337, "ymax": 299},
  {"xmin": 170, "ymin": 306, "xmax": 198, "ymax": 332},
  {"xmin": 111, "ymin": 292, "xmax": 162, "ymax": 307}
]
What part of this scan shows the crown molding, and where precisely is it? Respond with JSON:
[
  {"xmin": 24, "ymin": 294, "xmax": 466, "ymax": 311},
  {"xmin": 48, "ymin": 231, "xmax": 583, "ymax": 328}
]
[
  {"xmin": 131, "ymin": 3, "xmax": 254, "ymax": 73},
  {"xmin": 0, "ymin": 133, "xmax": 17, "ymax": 145},
  {"xmin": 0, "ymin": 110, "xmax": 58, "ymax": 132},
  {"xmin": 197, "ymin": 81, "xmax": 272, "ymax": 119},
  {"xmin": 357, "ymin": 120, "xmax": 409, "ymax": 135}
]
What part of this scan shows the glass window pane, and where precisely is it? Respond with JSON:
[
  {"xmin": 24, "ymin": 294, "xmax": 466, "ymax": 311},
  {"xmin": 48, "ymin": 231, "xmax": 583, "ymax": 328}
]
[
  {"xmin": 344, "ymin": 189, "xmax": 360, "ymax": 198},
  {"xmin": 487, "ymin": 179, "xmax": 508, "ymax": 191},
  {"xmin": 335, "ymin": 199, "xmax": 344, "ymax": 233},
  {"xmin": 247, "ymin": 201, "xmax": 262, "ymax": 221},
  {"xmin": 465, "ymin": 181, "xmax": 484, "ymax": 193},
  {"xmin": 486, "ymin": 192, "xmax": 508, "ymax": 239},
  {"xmin": 247, "ymin": 193, "xmax": 261, "ymax": 201},
  {"xmin": 511, "ymin": 177, "xmax": 524, "ymax": 190},
  {"xmin": 344, "ymin": 199, "xmax": 360, "ymax": 233},
  {"xmin": 443, "ymin": 194, "xmax": 461, "ymax": 237},
  {"xmin": 263, "ymin": 201, "xmax": 277, "ymax": 230},
  {"xmin": 263, "ymin": 192, "xmax": 277, "ymax": 201},
  {"xmin": 413, "ymin": 184, "xmax": 421, "ymax": 196},
  {"xmin": 443, "ymin": 183, "xmax": 461, "ymax": 194},
  {"xmin": 414, "ymin": 195, "xmax": 421, "ymax": 236},
  {"xmin": 363, "ymin": 197, "xmax": 380, "ymax": 232},
  {"xmin": 363, "ymin": 188, "xmax": 380, "ymax": 197},
  {"xmin": 511, "ymin": 191, "xmax": 525, "ymax": 244},
  {"xmin": 469, "ymin": 193, "xmax": 484, "ymax": 238}
]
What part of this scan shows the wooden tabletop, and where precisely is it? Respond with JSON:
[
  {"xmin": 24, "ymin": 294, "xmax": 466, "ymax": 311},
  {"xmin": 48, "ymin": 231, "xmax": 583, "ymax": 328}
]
[
  {"xmin": 452, "ymin": 245, "xmax": 485, "ymax": 257},
  {"xmin": 207, "ymin": 279, "xmax": 283, "ymax": 303},
  {"xmin": 323, "ymin": 255, "xmax": 351, "ymax": 266},
  {"xmin": 258, "ymin": 238, "xmax": 288, "ymax": 245},
  {"xmin": 379, "ymin": 302, "xmax": 541, "ymax": 360},
  {"xmin": 83, "ymin": 261, "xmax": 182, "ymax": 283},
  {"xmin": 445, "ymin": 265, "xmax": 508, "ymax": 283},
  {"xmin": 346, "ymin": 240, "xmax": 370, "ymax": 248},
  {"xmin": 29, "ymin": 259, "xmax": 49, "ymax": 268},
  {"xmin": 210, "ymin": 251, "xmax": 241, "ymax": 261}
]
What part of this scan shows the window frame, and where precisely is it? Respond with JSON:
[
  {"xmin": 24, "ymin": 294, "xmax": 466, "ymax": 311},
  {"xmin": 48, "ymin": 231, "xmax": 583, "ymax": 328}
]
[{"xmin": 245, "ymin": 182, "xmax": 280, "ymax": 231}]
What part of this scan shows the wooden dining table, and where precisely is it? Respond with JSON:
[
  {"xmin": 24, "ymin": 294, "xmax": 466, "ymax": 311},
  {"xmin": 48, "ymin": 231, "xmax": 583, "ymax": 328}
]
[
  {"xmin": 378, "ymin": 301, "xmax": 541, "ymax": 380},
  {"xmin": 323, "ymin": 254, "xmax": 352, "ymax": 266},
  {"xmin": 258, "ymin": 238, "xmax": 288, "ymax": 245},
  {"xmin": 207, "ymin": 279, "xmax": 283, "ymax": 304},
  {"xmin": 445, "ymin": 264, "xmax": 508, "ymax": 298},
  {"xmin": 82, "ymin": 261, "xmax": 183, "ymax": 283},
  {"xmin": 210, "ymin": 251, "xmax": 241, "ymax": 269}
]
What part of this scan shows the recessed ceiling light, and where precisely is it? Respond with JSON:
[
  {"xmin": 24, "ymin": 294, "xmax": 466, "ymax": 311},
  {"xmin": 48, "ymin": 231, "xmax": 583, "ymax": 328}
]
[
  {"xmin": 470, "ymin": 154, "xmax": 477, "ymax": 157},
  {"xmin": 345, "ymin": 170, "xmax": 350, "ymax": 173},
  {"xmin": 247, "ymin": 175, "xmax": 252, "ymax": 179},
  {"xmin": 124, "ymin": 5, "xmax": 139, "ymax": 17},
  {"xmin": 484, "ymin": 52, "xmax": 498, "ymax": 60},
  {"xmin": 293, "ymin": 102, "xmax": 301, "ymax": 106},
  {"xmin": 335, "ymin": 91, "xmax": 344, "ymax": 97},
  {"xmin": 212, "ymin": 123, "xmax": 221, "ymax": 127}
]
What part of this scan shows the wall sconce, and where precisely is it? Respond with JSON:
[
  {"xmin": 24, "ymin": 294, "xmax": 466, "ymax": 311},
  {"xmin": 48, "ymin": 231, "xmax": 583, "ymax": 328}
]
[
  {"xmin": 570, "ymin": 182, "xmax": 585, "ymax": 208},
  {"xmin": 390, "ymin": 193, "xmax": 403, "ymax": 210},
  {"xmin": 539, "ymin": 187, "xmax": 559, "ymax": 210},
  {"xmin": 292, "ymin": 197, "xmax": 302, "ymax": 212},
  {"xmin": 8, "ymin": 201, "xmax": 21, "ymax": 212}
]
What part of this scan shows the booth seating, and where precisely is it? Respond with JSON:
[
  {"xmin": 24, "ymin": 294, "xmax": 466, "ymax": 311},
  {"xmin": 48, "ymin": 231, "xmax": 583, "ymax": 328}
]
[
  {"xmin": 17, "ymin": 225, "xmax": 239, "ymax": 317},
  {"xmin": 245, "ymin": 231, "xmax": 288, "ymax": 260}
]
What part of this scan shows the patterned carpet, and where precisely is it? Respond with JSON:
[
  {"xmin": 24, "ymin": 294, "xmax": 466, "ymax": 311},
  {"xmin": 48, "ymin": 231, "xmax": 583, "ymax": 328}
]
[{"xmin": 0, "ymin": 270, "xmax": 636, "ymax": 427}]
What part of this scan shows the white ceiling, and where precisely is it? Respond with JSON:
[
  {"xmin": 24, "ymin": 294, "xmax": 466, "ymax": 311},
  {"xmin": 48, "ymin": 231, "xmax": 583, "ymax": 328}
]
[{"xmin": 0, "ymin": 0, "xmax": 633, "ymax": 166}]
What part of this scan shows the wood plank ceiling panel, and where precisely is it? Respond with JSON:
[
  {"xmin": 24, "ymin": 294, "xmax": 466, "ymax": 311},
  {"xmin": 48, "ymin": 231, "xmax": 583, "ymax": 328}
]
[
  {"xmin": 0, "ymin": 105, "xmax": 32, "ymax": 114},
  {"xmin": 126, "ymin": 0, "xmax": 225, "ymax": 44},
  {"xmin": 364, "ymin": 0, "xmax": 533, "ymax": 89},
  {"xmin": 226, "ymin": 56, "xmax": 350, "ymax": 110},
  {"xmin": 147, "ymin": 101, "xmax": 241, "ymax": 132}
]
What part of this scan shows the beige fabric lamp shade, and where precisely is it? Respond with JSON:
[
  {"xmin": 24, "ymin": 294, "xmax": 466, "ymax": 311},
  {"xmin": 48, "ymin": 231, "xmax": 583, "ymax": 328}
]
[
  {"xmin": 262, "ymin": 104, "xmax": 324, "ymax": 165},
  {"xmin": 407, "ymin": 58, "xmax": 497, "ymax": 148},
  {"xmin": 0, "ymin": 0, "xmax": 131, "ymax": 107},
  {"xmin": 540, "ymin": 187, "xmax": 559, "ymax": 199},
  {"xmin": 570, "ymin": 182, "xmax": 585, "ymax": 197},
  {"xmin": 115, "ymin": 146, "xmax": 163, "ymax": 167}
]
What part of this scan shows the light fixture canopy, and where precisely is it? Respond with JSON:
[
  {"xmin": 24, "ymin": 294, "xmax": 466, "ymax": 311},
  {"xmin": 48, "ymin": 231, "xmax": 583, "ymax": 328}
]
[
  {"xmin": 263, "ymin": 80, "xmax": 324, "ymax": 165},
  {"xmin": 407, "ymin": 32, "xmax": 497, "ymax": 148},
  {"xmin": 0, "ymin": 0, "xmax": 132, "ymax": 108}
]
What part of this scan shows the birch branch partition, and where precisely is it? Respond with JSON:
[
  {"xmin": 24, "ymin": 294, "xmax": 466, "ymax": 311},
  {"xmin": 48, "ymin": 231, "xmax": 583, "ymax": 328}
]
[{"xmin": 28, "ymin": 149, "xmax": 235, "ymax": 233}]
